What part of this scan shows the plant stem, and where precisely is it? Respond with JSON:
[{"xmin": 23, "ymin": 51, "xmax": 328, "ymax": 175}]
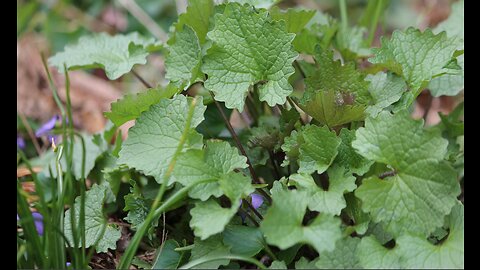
[
  {"xmin": 263, "ymin": 243, "xmax": 278, "ymax": 261},
  {"xmin": 132, "ymin": 70, "xmax": 153, "ymax": 88},
  {"xmin": 243, "ymin": 198, "xmax": 264, "ymax": 221},
  {"xmin": 268, "ymin": 150, "xmax": 281, "ymax": 180},
  {"xmin": 239, "ymin": 207, "xmax": 260, "ymax": 227},
  {"xmin": 339, "ymin": 0, "xmax": 349, "ymax": 32},
  {"xmin": 179, "ymin": 255, "xmax": 266, "ymax": 269},
  {"xmin": 422, "ymin": 94, "xmax": 434, "ymax": 122},
  {"xmin": 379, "ymin": 170, "xmax": 396, "ymax": 179},
  {"xmin": 209, "ymin": 91, "xmax": 272, "ymax": 204},
  {"xmin": 18, "ymin": 112, "xmax": 42, "ymax": 155},
  {"xmin": 117, "ymin": 0, "xmax": 168, "ymax": 42},
  {"xmin": 366, "ymin": 0, "xmax": 385, "ymax": 46},
  {"xmin": 118, "ymin": 98, "xmax": 200, "ymax": 269}
]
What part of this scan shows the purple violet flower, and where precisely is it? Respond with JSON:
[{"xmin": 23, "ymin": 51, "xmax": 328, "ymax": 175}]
[
  {"xmin": 250, "ymin": 194, "xmax": 264, "ymax": 209},
  {"xmin": 17, "ymin": 212, "xmax": 44, "ymax": 235},
  {"xmin": 17, "ymin": 135, "xmax": 26, "ymax": 149},
  {"xmin": 35, "ymin": 115, "xmax": 60, "ymax": 138}
]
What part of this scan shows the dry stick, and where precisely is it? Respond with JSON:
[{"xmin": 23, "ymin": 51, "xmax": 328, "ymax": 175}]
[
  {"xmin": 209, "ymin": 91, "xmax": 272, "ymax": 204},
  {"xmin": 379, "ymin": 170, "xmax": 396, "ymax": 179},
  {"xmin": 131, "ymin": 70, "xmax": 153, "ymax": 89},
  {"xmin": 422, "ymin": 94, "xmax": 434, "ymax": 122},
  {"xmin": 239, "ymin": 207, "xmax": 260, "ymax": 227},
  {"xmin": 243, "ymin": 198, "xmax": 264, "ymax": 221},
  {"xmin": 268, "ymin": 150, "xmax": 281, "ymax": 180},
  {"xmin": 18, "ymin": 112, "xmax": 42, "ymax": 155},
  {"xmin": 117, "ymin": 0, "xmax": 168, "ymax": 42}
]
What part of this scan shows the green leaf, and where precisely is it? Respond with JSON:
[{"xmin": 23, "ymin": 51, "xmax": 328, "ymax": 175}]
[
  {"xmin": 223, "ymin": 225, "xmax": 265, "ymax": 257},
  {"xmin": 189, "ymin": 172, "xmax": 254, "ymax": 239},
  {"xmin": 190, "ymin": 199, "xmax": 241, "ymax": 240},
  {"xmin": 202, "ymin": 3, "xmax": 298, "ymax": 110},
  {"xmin": 295, "ymin": 257, "xmax": 318, "ymax": 269},
  {"xmin": 427, "ymin": 0, "xmax": 464, "ymax": 97},
  {"xmin": 304, "ymin": 47, "xmax": 371, "ymax": 104},
  {"xmin": 260, "ymin": 181, "xmax": 342, "ymax": 253},
  {"xmin": 315, "ymin": 236, "xmax": 361, "ymax": 269},
  {"xmin": 165, "ymin": 25, "xmax": 203, "ymax": 88},
  {"xmin": 197, "ymin": 103, "xmax": 232, "ymax": 139},
  {"xmin": 365, "ymin": 72, "xmax": 407, "ymax": 117},
  {"xmin": 344, "ymin": 193, "xmax": 370, "ymax": 235},
  {"xmin": 229, "ymin": 0, "xmax": 280, "ymax": 9},
  {"xmin": 190, "ymin": 235, "xmax": 231, "ymax": 269},
  {"xmin": 64, "ymin": 184, "xmax": 121, "ymax": 253},
  {"xmin": 353, "ymin": 110, "xmax": 460, "ymax": 237},
  {"xmin": 104, "ymin": 84, "xmax": 179, "ymax": 127},
  {"xmin": 174, "ymin": 140, "xmax": 249, "ymax": 200},
  {"xmin": 122, "ymin": 181, "xmax": 156, "ymax": 231},
  {"xmin": 369, "ymin": 27, "xmax": 458, "ymax": 93},
  {"xmin": 397, "ymin": 203, "xmax": 464, "ymax": 268},
  {"xmin": 434, "ymin": 0, "xmax": 464, "ymax": 41},
  {"xmin": 289, "ymin": 165, "xmax": 356, "ymax": 215},
  {"xmin": 298, "ymin": 47, "xmax": 370, "ymax": 127},
  {"xmin": 176, "ymin": 0, "xmax": 215, "ymax": 44},
  {"xmin": 282, "ymin": 125, "xmax": 341, "ymax": 174},
  {"xmin": 118, "ymin": 95, "xmax": 206, "ymax": 182},
  {"xmin": 182, "ymin": 141, "xmax": 254, "ymax": 239},
  {"xmin": 269, "ymin": 7, "xmax": 316, "ymax": 33},
  {"xmin": 292, "ymin": 12, "xmax": 338, "ymax": 54},
  {"xmin": 357, "ymin": 236, "xmax": 402, "ymax": 269},
  {"xmin": 428, "ymin": 54, "xmax": 464, "ymax": 97},
  {"xmin": 153, "ymin": 240, "xmax": 187, "ymax": 269},
  {"xmin": 49, "ymin": 32, "xmax": 160, "ymax": 80},
  {"xmin": 336, "ymin": 26, "xmax": 371, "ymax": 60},
  {"xmin": 335, "ymin": 128, "xmax": 373, "ymax": 176},
  {"xmin": 269, "ymin": 261, "xmax": 288, "ymax": 269}
]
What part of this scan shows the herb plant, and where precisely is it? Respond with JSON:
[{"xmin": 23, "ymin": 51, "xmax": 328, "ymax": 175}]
[{"xmin": 17, "ymin": 0, "xmax": 464, "ymax": 269}]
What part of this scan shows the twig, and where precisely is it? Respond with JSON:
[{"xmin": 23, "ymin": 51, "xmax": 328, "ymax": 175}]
[
  {"xmin": 268, "ymin": 151, "xmax": 281, "ymax": 180},
  {"xmin": 209, "ymin": 91, "xmax": 272, "ymax": 204},
  {"xmin": 379, "ymin": 170, "xmax": 396, "ymax": 179},
  {"xmin": 422, "ymin": 94, "xmax": 434, "ymax": 122},
  {"xmin": 131, "ymin": 70, "xmax": 153, "ymax": 88},
  {"xmin": 239, "ymin": 207, "xmax": 260, "ymax": 227},
  {"xmin": 117, "ymin": 0, "xmax": 168, "ymax": 42},
  {"xmin": 18, "ymin": 112, "xmax": 42, "ymax": 155},
  {"xmin": 243, "ymin": 199, "xmax": 264, "ymax": 221}
]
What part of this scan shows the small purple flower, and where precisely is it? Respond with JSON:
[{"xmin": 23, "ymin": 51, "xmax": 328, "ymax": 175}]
[
  {"xmin": 35, "ymin": 115, "xmax": 60, "ymax": 138},
  {"xmin": 17, "ymin": 135, "xmax": 26, "ymax": 149},
  {"xmin": 17, "ymin": 212, "xmax": 44, "ymax": 235},
  {"xmin": 238, "ymin": 194, "xmax": 265, "ymax": 223},
  {"xmin": 66, "ymin": 262, "xmax": 71, "ymax": 267},
  {"xmin": 250, "ymin": 194, "xmax": 264, "ymax": 210}
]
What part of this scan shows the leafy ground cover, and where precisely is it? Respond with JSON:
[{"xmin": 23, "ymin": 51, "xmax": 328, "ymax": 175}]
[{"xmin": 17, "ymin": 0, "xmax": 464, "ymax": 269}]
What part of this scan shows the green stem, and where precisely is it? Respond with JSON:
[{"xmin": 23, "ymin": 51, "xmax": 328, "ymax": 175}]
[
  {"xmin": 366, "ymin": 0, "xmax": 385, "ymax": 46},
  {"xmin": 179, "ymin": 254, "xmax": 266, "ymax": 269},
  {"xmin": 174, "ymin": 244, "xmax": 195, "ymax": 252},
  {"xmin": 118, "ymin": 179, "xmax": 216, "ymax": 269},
  {"xmin": 339, "ymin": 0, "xmax": 349, "ymax": 32},
  {"xmin": 118, "ymin": 97, "xmax": 200, "ymax": 269},
  {"xmin": 263, "ymin": 243, "xmax": 278, "ymax": 261}
]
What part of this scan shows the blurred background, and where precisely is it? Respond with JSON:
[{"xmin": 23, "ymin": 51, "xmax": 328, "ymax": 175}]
[{"xmin": 17, "ymin": 0, "xmax": 462, "ymax": 156}]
